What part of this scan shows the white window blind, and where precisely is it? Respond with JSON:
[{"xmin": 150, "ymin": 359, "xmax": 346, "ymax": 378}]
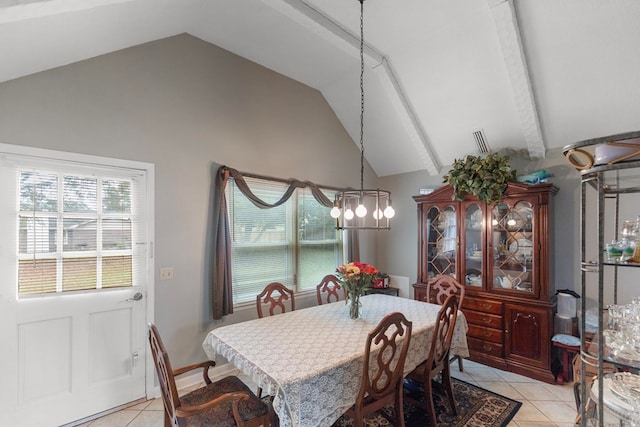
[
  {"xmin": 2, "ymin": 152, "xmax": 148, "ymax": 297},
  {"xmin": 226, "ymin": 176, "xmax": 342, "ymax": 304}
]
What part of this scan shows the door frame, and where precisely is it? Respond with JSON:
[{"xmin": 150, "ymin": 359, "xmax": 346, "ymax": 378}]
[{"xmin": 0, "ymin": 142, "xmax": 156, "ymax": 422}]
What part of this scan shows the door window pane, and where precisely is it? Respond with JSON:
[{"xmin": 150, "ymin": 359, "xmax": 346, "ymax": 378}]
[
  {"xmin": 18, "ymin": 259, "xmax": 57, "ymax": 295},
  {"xmin": 63, "ymin": 176, "xmax": 97, "ymax": 213},
  {"xmin": 17, "ymin": 171, "xmax": 140, "ymax": 296},
  {"xmin": 19, "ymin": 172, "xmax": 58, "ymax": 212}
]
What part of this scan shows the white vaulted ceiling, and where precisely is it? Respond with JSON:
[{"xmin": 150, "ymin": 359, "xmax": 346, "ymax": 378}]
[{"xmin": 1, "ymin": 0, "xmax": 639, "ymax": 176}]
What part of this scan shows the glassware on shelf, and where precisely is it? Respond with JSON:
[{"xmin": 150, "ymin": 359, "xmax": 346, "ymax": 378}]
[
  {"xmin": 604, "ymin": 302, "xmax": 640, "ymax": 363},
  {"xmin": 609, "ymin": 372, "xmax": 640, "ymax": 424},
  {"xmin": 606, "ymin": 241, "xmax": 623, "ymax": 262},
  {"xmin": 617, "ymin": 217, "xmax": 640, "ymax": 263},
  {"xmin": 606, "ymin": 239, "xmax": 639, "ymax": 263}
]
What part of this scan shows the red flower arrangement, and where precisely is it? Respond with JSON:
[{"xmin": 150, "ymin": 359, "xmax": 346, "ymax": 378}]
[{"xmin": 335, "ymin": 262, "xmax": 379, "ymax": 319}]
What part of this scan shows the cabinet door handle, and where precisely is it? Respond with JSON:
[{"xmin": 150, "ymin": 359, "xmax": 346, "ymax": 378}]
[
  {"xmin": 482, "ymin": 331, "xmax": 493, "ymax": 337},
  {"xmin": 481, "ymin": 303, "xmax": 493, "ymax": 309},
  {"xmin": 505, "ymin": 329, "xmax": 510, "ymax": 334},
  {"xmin": 482, "ymin": 344, "xmax": 493, "ymax": 351},
  {"xmin": 482, "ymin": 317, "xmax": 492, "ymax": 324}
]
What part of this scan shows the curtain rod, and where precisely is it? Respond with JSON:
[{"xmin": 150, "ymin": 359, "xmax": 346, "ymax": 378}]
[{"xmin": 223, "ymin": 166, "xmax": 346, "ymax": 192}]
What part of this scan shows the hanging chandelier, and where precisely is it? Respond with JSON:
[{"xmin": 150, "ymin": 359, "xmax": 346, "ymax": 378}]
[{"xmin": 330, "ymin": 0, "xmax": 395, "ymax": 230}]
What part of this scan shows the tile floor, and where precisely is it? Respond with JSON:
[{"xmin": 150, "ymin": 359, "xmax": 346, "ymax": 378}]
[{"xmin": 75, "ymin": 359, "xmax": 579, "ymax": 426}]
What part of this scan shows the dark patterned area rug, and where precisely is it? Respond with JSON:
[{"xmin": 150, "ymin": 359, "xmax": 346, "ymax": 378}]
[{"xmin": 333, "ymin": 377, "xmax": 522, "ymax": 427}]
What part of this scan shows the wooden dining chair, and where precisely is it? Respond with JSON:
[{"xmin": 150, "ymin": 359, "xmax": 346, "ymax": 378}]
[
  {"xmin": 343, "ymin": 312, "xmax": 413, "ymax": 427},
  {"xmin": 405, "ymin": 295, "xmax": 460, "ymax": 427},
  {"xmin": 256, "ymin": 282, "xmax": 295, "ymax": 318},
  {"xmin": 425, "ymin": 274, "xmax": 466, "ymax": 372},
  {"xmin": 148, "ymin": 323, "xmax": 271, "ymax": 427},
  {"xmin": 315, "ymin": 274, "xmax": 346, "ymax": 305}
]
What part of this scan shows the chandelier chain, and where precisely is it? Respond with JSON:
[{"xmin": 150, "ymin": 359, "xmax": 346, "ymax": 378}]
[
  {"xmin": 359, "ymin": 0, "xmax": 365, "ymax": 192},
  {"xmin": 329, "ymin": 0, "xmax": 394, "ymax": 230}
]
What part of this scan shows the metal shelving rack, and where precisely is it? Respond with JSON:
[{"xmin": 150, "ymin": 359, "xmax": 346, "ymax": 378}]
[{"xmin": 563, "ymin": 130, "xmax": 640, "ymax": 427}]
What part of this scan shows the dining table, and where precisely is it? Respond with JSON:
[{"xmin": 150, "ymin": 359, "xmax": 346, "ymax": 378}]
[{"xmin": 202, "ymin": 293, "xmax": 469, "ymax": 427}]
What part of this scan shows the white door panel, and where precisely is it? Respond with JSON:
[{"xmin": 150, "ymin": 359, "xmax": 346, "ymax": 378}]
[{"xmin": 11, "ymin": 289, "xmax": 147, "ymax": 427}]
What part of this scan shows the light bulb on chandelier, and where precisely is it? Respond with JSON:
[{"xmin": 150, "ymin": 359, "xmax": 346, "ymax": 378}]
[
  {"xmin": 330, "ymin": 204, "xmax": 341, "ymax": 219},
  {"xmin": 344, "ymin": 207, "xmax": 355, "ymax": 220},
  {"xmin": 355, "ymin": 196, "xmax": 368, "ymax": 217}
]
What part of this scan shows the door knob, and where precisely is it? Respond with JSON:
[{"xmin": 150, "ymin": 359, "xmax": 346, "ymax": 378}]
[{"xmin": 126, "ymin": 292, "xmax": 143, "ymax": 301}]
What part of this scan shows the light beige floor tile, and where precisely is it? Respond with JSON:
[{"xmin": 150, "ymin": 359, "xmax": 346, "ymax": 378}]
[
  {"xmin": 513, "ymin": 401, "xmax": 552, "ymax": 422},
  {"xmin": 515, "ymin": 383, "xmax": 561, "ymax": 401},
  {"xmin": 542, "ymin": 382, "xmax": 577, "ymax": 403},
  {"xmin": 89, "ymin": 410, "xmax": 140, "ymax": 427},
  {"xmin": 495, "ymin": 368, "xmax": 543, "ymax": 383},
  {"xmin": 127, "ymin": 400, "xmax": 153, "ymax": 411},
  {"xmin": 529, "ymin": 400, "xmax": 577, "ymax": 424},
  {"xmin": 465, "ymin": 366, "xmax": 505, "ymax": 382},
  {"xmin": 458, "ymin": 359, "xmax": 486, "ymax": 369},
  {"xmin": 475, "ymin": 381, "xmax": 526, "ymax": 401},
  {"xmin": 127, "ymin": 410, "xmax": 165, "ymax": 427},
  {"xmin": 144, "ymin": 397, "xmax": 165, "ymax": 411}
]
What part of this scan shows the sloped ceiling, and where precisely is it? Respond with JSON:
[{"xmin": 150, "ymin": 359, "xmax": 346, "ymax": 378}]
[{"xmin": 1, "ymin": 0, "xmax": 639, "ymax": 177}]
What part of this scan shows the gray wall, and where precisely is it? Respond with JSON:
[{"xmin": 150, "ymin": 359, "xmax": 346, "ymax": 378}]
[{"xmin": 0, "ymin": 33, "xmax": 379, "ymax": 368}]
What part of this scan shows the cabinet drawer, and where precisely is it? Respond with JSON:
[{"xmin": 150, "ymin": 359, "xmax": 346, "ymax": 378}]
[
  {"xmin": 468, "ymin": 336, "xmax": 504, "ymax": 357},
  {"xmin": 467, "ymin": 324, "xmax": 503, "ymax": 343},
  {"xmin": 462, "ymin": 296, "xmax": 503, "ymax": 314},
  {"xmin": 464, "ymin": 310, "xmax": 503, "ymax": 329}
]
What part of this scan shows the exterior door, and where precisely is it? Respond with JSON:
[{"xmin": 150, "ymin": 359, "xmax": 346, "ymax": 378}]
[{"xmin": 0, "ymin": 145, "xmax": 153, "ymax": 427}]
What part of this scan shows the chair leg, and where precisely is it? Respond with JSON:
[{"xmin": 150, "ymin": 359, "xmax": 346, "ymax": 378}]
[
  {"xmin": 457, "ymin": 355, "xmax": 464, "ymax": 372},
  {"xmin": 424, "ymin": 379, "xmax": 437, "ymax": 427},
  {"xmin": 353, "ymin": 407, "xmax": 364, "ymax": 427},
  {"xmin": 395, "ymin": 387, "xmax": 406, "ymax": 427},
  {"xmin": 442, "ymin": 363, "xmax": 457, "ymax": 415},
  {"xmin": 269, "ymin": 404, "xmax": 280, "ymax": 427}
]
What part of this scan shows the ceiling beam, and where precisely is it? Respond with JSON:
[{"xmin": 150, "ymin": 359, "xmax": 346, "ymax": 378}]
[
  {"xmin": 268, "ymin": 0, "xmax": 440, "ymax": 175},
  {"xmin": 487, "ymin": 0, "xmax": 546, "ymax": 159},
  {"xmin": 0, "ymin": 0, "xmax": 135, "ymax": 24}
]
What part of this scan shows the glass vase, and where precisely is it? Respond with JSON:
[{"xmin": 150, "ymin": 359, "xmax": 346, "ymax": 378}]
[{"xmin": 347, "ymin": 293, "xmax": 362, "ymax": 319}]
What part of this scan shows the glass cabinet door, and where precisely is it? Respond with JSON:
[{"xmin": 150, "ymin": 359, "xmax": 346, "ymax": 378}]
[
  {"xmin": 491, "ymin": 200, "xmax": 534, "ymax": 293},
  {"xmin": 425, "ymin": 205, "xmax": 457, "ymax": 279},
  {"xmin": 463, "ymin": 202, "xmax": 483, "ymax": 288}
]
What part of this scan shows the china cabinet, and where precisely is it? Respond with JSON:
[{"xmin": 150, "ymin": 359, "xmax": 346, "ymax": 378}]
[
  {"xmin": 563, "ymin": 130, "xmax": 640, "ymax": 426},
  {"xmin": 413, "ymin": 182, "xmax": 558, "ymax": 383}
]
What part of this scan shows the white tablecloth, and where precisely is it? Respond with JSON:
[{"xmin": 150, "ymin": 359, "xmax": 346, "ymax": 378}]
[{"xmin": 202, "ymin": 293, "xmax": 469, "ymax": 427}]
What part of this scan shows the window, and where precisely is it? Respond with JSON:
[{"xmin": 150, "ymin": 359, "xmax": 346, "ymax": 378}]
[
  {"xmin": 0, "ymin": 146, "xmax": 150, "ymax": 298},
  {"xmin": 226, "ymin": 176, "xmax": 342, "ymax": 304}
]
